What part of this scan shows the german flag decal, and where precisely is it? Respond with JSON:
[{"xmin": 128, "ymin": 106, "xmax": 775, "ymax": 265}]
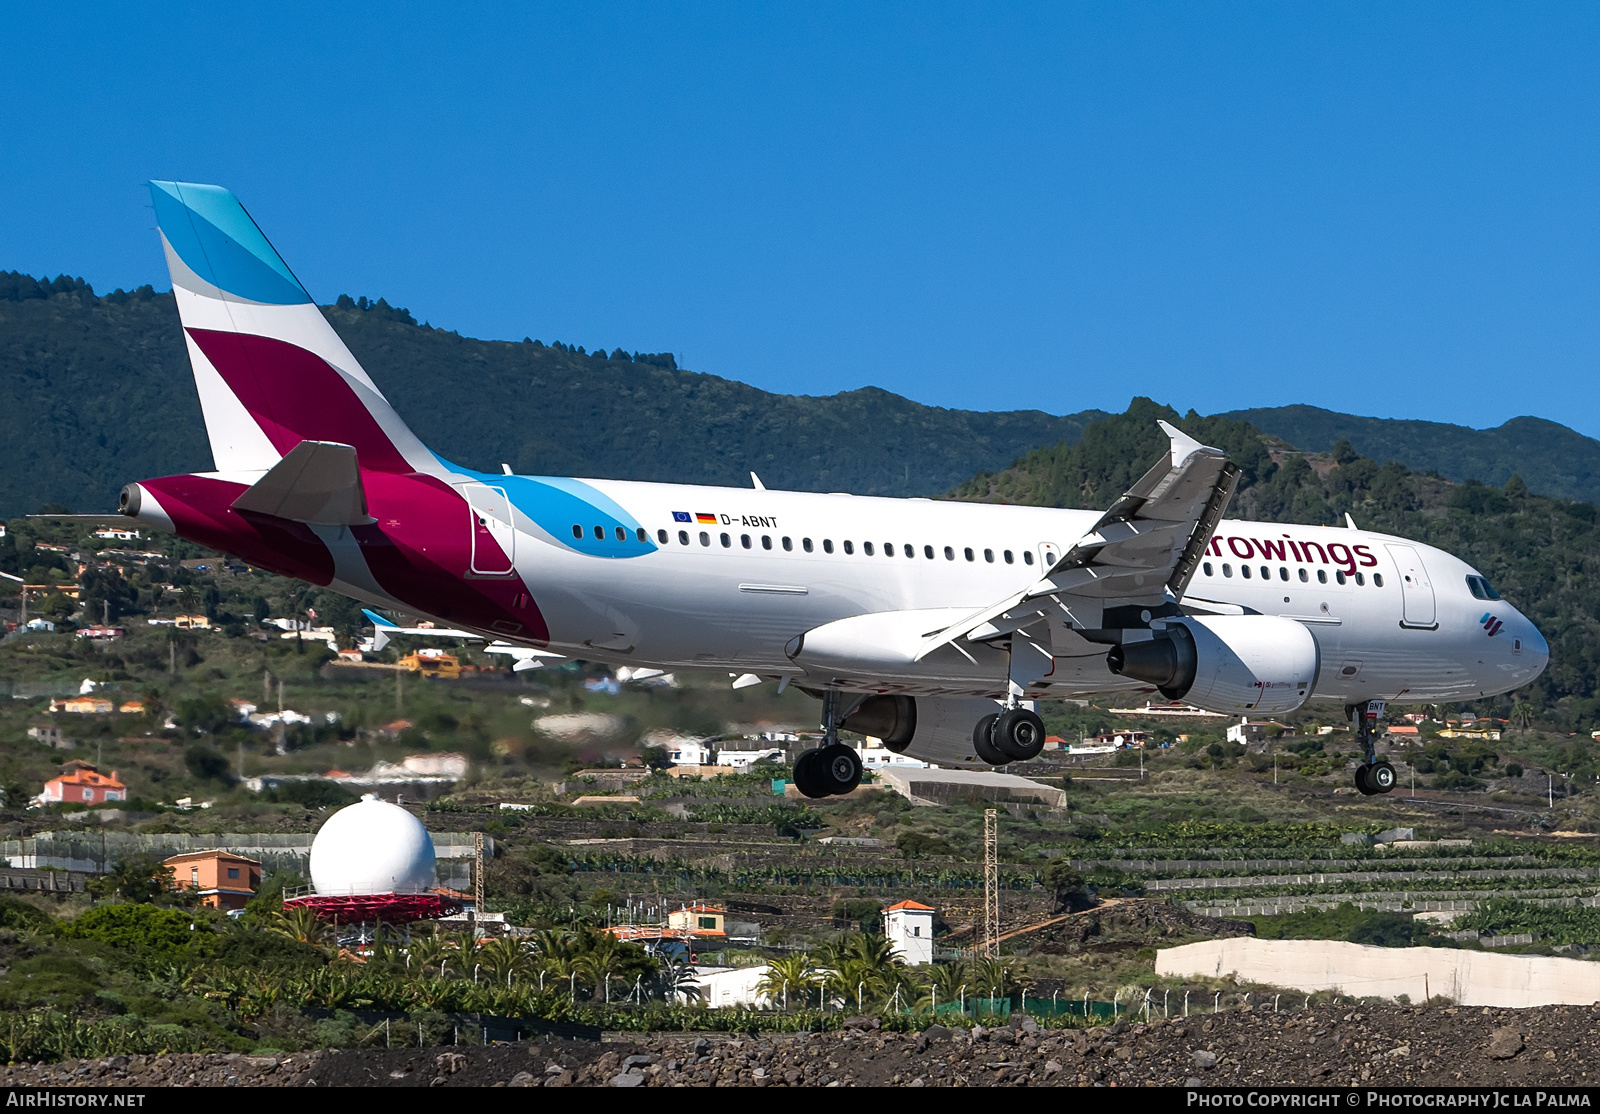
[{"xmin": 696, "ymin": 513, "xmax": 717, "ymax": 524}]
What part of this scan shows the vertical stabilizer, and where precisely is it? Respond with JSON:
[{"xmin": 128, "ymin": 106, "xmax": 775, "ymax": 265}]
[{"xmin": 149, "ymin": 182, "xmax": 438, "ymax": 476}]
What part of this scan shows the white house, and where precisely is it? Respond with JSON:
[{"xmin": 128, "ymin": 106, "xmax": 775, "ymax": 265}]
[
  {"xmin": 855, "ymin": 739, "xmax": 931, "ymax": 769},
  {"xmin": 677, "ymin": 965, "xmax": 773, "ymax": 1009},
  {"xmin": 883, "ymin": 899, "xmax": 935, "ymax": 966}
]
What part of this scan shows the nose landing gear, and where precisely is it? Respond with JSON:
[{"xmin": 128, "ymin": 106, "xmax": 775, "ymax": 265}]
[{"xmin": 1349, "ymin": 699, "xmax": 1397, "ymax": 795}]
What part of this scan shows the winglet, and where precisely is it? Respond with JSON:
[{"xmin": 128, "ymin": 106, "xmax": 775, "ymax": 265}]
[
  {"xmin": 1157, "ymin": 420, "xmax": 1206, "ymax": 468},
  {"xmin": 361, "ymin": 609, "xmax": 399, "ymax": 629},
  {"xmin": 1345, "ymin": 513, "xmax": 1358, "ymax": 530},
  {"xmin": 751, "ymin": 472, "xmax": 766, "ymax": 490}
]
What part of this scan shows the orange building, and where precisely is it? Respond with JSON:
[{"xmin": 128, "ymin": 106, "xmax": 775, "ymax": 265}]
[
  {"xmin": 163, "ymin": 851, "xmax": 262, "ymax": 910},
  {"xmin": 39, "ymin": 762, "xmax": 126, "ymax": 805}
]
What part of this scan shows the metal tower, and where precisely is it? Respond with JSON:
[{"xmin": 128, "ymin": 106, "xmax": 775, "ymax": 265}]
[{"xmin": 983, "ymin": 808, "xmax": 998, "ymax": 958}]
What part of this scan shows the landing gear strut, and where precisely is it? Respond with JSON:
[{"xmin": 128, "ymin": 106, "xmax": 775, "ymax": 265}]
[
  {"xmin": 1349, "ymin": 699, "xmax": 1397, "ymax": 795},
  {"xmin": 792, "ymin": 690, "xmax": 864, "ymax": 799}
]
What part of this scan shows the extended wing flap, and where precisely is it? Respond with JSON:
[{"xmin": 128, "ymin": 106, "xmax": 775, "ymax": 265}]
[
  {"xmin": 231, "ymin": 440, "xmax": 376, "ymax": 526},
  {"xmin": 914, "ymin": 421, "xmax": 1239, "ymax": 659}
]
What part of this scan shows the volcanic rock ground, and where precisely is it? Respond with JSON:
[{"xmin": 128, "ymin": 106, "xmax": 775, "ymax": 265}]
[{"xmin": 7, "ymin": 1005, "xmax": 1600, "ymax": 1087}]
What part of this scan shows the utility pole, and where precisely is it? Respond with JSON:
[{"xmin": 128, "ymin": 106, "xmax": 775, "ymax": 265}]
[
  {"xmin": 168, "ymin": 638, "xmax": 175, "ymax": 674},
  {"xmin": 277, "ymin": 679, "xmax": 284, "ymax": 714},
  {"xmin": 983, "ymin": 808, "xmax": 998, "ymax": 959},
  {"xmin": 263, "ymin": 669, "xmax": 271, "ymax": 705}
]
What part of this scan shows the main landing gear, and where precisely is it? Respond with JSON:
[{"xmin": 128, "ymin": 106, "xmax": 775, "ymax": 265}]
[
  {"xmin": 1349, "ymin": 699, "xmax": 1397, "ymax": 796},
  {"xmin": 792, "ymin": 690, "xmax": 865, "ymax": 800},
  {"xmin": 973, "ymin": 707, "xmax": 1047, "ymax": 765}
]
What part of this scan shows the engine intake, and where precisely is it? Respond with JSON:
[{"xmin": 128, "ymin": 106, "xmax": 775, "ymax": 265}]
[
  {"xmin": 841, "ymin": 695, "xmax": 917, "ymax": 751},
  {"xmin": 1106, "ymin": 627, "xmax": 1197, "ymax": 698}
]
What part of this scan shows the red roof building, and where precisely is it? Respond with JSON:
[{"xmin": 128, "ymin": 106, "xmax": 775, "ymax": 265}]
[
  {"xmin": 164, "ymin": 850, "xmax": 262, "ymax": 911},
  {"xmin": 39, "ymin": 762, "xmax": 127, "ymax": 806}
]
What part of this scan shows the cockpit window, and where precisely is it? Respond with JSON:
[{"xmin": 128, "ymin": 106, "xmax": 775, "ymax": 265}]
[{"xmin": 1467, "ymin": 575, "xmax": 1502, "ymax": 601}]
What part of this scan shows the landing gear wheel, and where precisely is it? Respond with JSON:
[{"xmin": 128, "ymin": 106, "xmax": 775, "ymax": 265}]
[
  {"xmin": 1354, "ymin": 764, "xmax": 1376, "ymax": 796},
  {"xmin": 792, "ymin": 749, "xmax": 829, "ymax": 799},
  {"xmin": 818, "ymin": 743, "xmax": 862, "ymax": 795},
  {"xmin": 994, "ymin": 708, "xmax": 1047, "ymax": 761},
  {"xmin": 1368, "ymin": 760, "xmax": 1398, "ymax": 794},
  {"xmin": 973, "ymin": 713, "xmax": 1007, "ymax": 765}
]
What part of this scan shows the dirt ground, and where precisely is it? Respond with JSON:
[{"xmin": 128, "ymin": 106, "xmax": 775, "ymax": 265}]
[{"xmin": 7, "ymin": 1004, "xmax": 1600, "ymax": 1087}]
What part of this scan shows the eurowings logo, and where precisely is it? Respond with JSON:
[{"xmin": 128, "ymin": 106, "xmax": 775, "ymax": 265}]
[{"xmin": 1481, "ymin": 613, "xmax": 1504, "ymax": 637}]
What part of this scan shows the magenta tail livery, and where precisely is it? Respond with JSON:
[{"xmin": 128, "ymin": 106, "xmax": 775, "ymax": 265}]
[{"xmin": 119, "ymin": 183, "xmax": 1548, "ymax": 799}]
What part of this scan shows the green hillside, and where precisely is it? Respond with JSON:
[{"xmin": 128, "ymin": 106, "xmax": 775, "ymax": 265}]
[
  {"xmin": 1223, "ymin": 404, "xmax": 1600, "ymax": 505},
  {"xmin": 0, "ymin": 273, "xmax": 1103, "ymax": 517},
  {"xmin": 954, "ymin": 398, "xmax": 1600, "ymax": 719}
]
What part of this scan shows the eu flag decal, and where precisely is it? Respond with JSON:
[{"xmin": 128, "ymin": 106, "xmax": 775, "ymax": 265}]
[{"xmin": 672, "ymin": 511, "xmax": 692, "ymax": 523}]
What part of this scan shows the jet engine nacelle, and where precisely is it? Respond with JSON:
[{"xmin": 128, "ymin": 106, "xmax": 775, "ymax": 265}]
[
  {"xmin": 1106, "ymin": 614, "xmax": 1319, "ymax": 715},
  {"xmin": 841, "ymin": 693, "xmax": 1006, "ymax": 766}
]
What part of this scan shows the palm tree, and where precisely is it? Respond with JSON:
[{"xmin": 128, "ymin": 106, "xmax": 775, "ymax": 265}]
[
  {"xmin": 271, "ymin": 905, "xmax": 328, "ymax": 946},
  {"xmin": 967, "ymin": 954, "xmax": 1016, "ymax": 1008},
  {"xmin": 756, "ymin": 954, "xmax": 814, "ymax": 1011},
  {"xmin": 917, "ymin": 960, "xmax": 967, "ymax": 1012},
  {"xmin": 478, "ymin": 936, "xmax": 534, "ymax": 988},
  {"xmin": 574, "ymin": 937, "xmax": 625, "ymax": 1003},
  {"xmin": 653, "ymin": 958, "xmax": 703, "ymax": 1005},
  {"xmin": 1511, "ymin": 700, "xmax": 1535, "ymax": 735},
  {"xmin": 405, "ymin": 932, "xmax": 449, "ymax": 977}
]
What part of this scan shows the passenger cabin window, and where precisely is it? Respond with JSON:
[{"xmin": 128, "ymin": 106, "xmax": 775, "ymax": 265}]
[
  {"xmin": 843, "ymin": 541, "xmax": 854, "ymax": 554},
  {"xmin": 905, "ymin": 544, "xmax": 915, "ymax": 558},
  {"xmin": 1260, "ymin": 565, "xmax": 1269, "ymax": 579},
  {"xmin": 740, "ymin": 534, "xmax": 752, "ymax": 549},
  {"xmin": 1298, "ymin": 568, "xmax": 1308, "ymax": 583},
  {"xmin": 637, "ymin": 528, "xmax": 647, "ymax": 543},
  {"xmin": 1203, "ymin": 561, "xmax": 1213, "ymax": 576},
  {"xmin": 1222, "ymin": 563, "xmax": 1233, "ymax": 577},
  {"xmin": 762, "ymin": 536, "xmax": 773, "ymax": 550},
  {"xmin": 984, "ymin": 549, "xmax": 994, "ymax": 563},
  {"xmin": 721, "ymin": 533, "xmax": 732, "ymax": 548},
  {"xmin": 782, "ymin": 537, "xmax": 792, "ymax": 551},
  {"xmin": 863, "ymin": 541, "xmax": 874, "ymax": 556},
  {"xmin": 964, "ymin": 548, "xmax": 975, "ymax": 562},
  {"xmin": 594, "ymin": 526, "xmax": 604, "ymax": 540},
  {"xmin": 679, "ymin": 530, "xmax": 690, "ymax": 545},
  {"xmin": 926, "ymin": 545, "xmax": 936, "ymax": 559},
  {"xmin": 1004, "ymin": 550, "xmax": 1014, "ymax": 564},
  {"xmin": 1279, "ymin": 567, "xmax": 1288, "ymax": 581},
  {"xmin": 1242, "ymin": 565, "xmax": 1252, "ymax": 579},
  {"xmin": 945, "ymin": 546, "xmax": 955, "ymax": 561},
  {"xmin": 616, "ymin": 526, "xmax": 627, "ymax": 542},
  {"xmin": 1374, "ymin": 573, "xmax": 1384, "ymax": 587},
  {"xmin": 803, "ymin": 538, "xmax": 813, "ymax": 552},
  {"xmin": 822, "ymin": 539, "xmax": 832, "ymax": 553},
  {"xmin": 1024, "ymin": 551, "xmax": 1034, "ymax": 565},
  {"xmin": 1336, "ymin": 571, "xmax": 1347, "ymax": 585},
  {"xmin": 572, "ymin": 525, "xmax": 583, "ymax": 539},
  {"xmin": 699, "ymin": 532, "xmax": 710, "ymax": 546},
  {"xmin": 657, "ymin": 529, "xmax": 668, "ymax": 544},
  {"xmin": 1355, "ymin": 572, "xmax": 1365, "ymax": 586},
  {"xmin": 1317, "ymin": 569, "xmax": 1327, "ymax": 584}
]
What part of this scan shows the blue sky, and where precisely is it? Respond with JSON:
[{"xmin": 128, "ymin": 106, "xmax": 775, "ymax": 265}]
[{"xmin": 5, "ymin": 4, "xmax": 1600, "ymax": 434}]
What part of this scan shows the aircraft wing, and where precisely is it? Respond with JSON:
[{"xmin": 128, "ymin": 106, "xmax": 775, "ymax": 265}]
[{"xmin": 915, "ymin": 421, "xmax": 1239, "ymax": 659}]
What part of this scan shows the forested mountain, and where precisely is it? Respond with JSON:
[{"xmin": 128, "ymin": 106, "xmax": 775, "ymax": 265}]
[
  {"xmin": 1223, "ymin": 404, "xmax": 1600, "ymax": 506},
  {"xmin": 0, "ymin": 273, "xmax": 1103, "ymax": 517},
  {"xmin": 954, "ymin": 399, "xmax": 1600, "ymax": 719}
]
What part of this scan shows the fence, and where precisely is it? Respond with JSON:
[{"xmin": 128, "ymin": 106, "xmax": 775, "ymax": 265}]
[{"xmin": 0, "ymin": 830, "xmax": 488, "ymax": 890}]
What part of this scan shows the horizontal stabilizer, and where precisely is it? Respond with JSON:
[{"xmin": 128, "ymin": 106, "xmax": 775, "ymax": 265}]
[{"xmin": 231, "ymin": 440, "xmax": 375, "ymax": 526}]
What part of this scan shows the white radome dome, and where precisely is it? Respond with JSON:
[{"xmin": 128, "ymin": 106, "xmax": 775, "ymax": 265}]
[{"xmin": 309, "ymin": 795, "xmax": 436, "ymax": 896}]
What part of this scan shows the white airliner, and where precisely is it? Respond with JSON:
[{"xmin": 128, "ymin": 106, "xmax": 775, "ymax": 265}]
[{"xmin": 116, "ymin": 183, "xmax": 1549, "ymax": 799}]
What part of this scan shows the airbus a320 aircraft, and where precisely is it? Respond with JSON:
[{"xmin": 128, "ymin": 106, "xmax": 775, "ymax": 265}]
[{"xmin": 117, "ymin": 182, "xmax": 1549, "ymax": 798}]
